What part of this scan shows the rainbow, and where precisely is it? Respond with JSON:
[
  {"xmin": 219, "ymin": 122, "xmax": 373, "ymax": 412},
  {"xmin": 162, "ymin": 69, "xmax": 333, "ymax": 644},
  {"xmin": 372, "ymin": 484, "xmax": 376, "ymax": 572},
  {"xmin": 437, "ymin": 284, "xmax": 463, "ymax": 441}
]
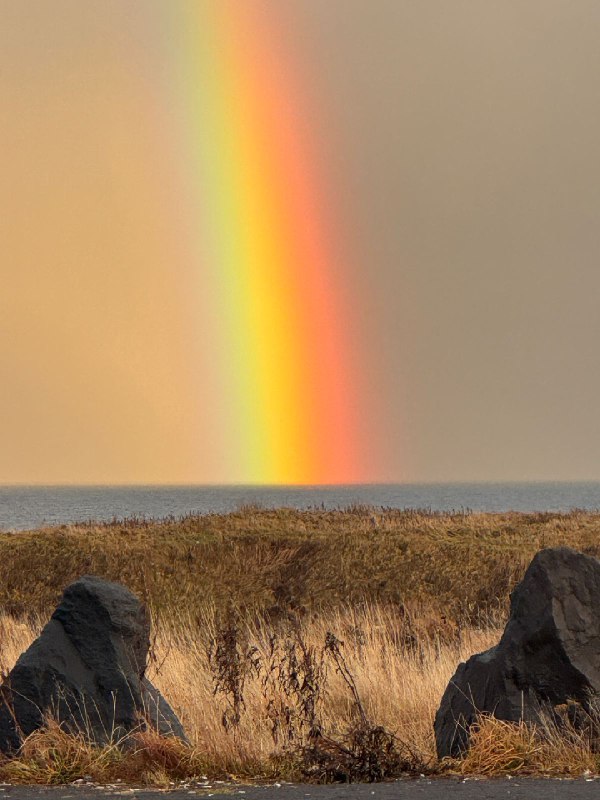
[{"xmin": 163, "ymin": 1, "xmax": 364, "ymax": 484}]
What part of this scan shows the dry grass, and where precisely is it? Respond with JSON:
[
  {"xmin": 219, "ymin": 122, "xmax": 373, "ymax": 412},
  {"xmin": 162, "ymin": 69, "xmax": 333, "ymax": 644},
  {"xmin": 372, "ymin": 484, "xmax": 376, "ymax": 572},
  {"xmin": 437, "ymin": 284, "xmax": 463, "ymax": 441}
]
[
  {"xmin": 456, "ymin": 714, "xmax": 600, "ymax": 777},
  {"xmin": 3, "ymin": 507, "xmax": 600, "ymax": 627},
  {"xmin": 1, "ymin": 509, "xmax": 600, "ymax": 783},
  {"xmin": 148, "ymin": 605, "xmax": 498, "ymax": 773},
  {"xmin": 1, "ymin": 605, "xmax": 599, "ymax": 783},
  {"xmin": 0, "ymin": 605, "xmax": 498, "ymax": 783}
]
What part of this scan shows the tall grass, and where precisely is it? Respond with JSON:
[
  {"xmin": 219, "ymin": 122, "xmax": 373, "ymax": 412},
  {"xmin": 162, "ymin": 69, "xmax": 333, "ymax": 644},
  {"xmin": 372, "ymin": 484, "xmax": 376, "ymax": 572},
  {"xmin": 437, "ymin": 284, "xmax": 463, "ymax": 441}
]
[
  {"xmin": 1, "ymin": 509, "xmax": 600, "ymax": 783},
  {"xmin": 3, "ymin": 507, "xmax": 600, "ymax": 626},
  {"xmin": 0, "ymin": 605, "xmax": 500, "ymax": 782}
]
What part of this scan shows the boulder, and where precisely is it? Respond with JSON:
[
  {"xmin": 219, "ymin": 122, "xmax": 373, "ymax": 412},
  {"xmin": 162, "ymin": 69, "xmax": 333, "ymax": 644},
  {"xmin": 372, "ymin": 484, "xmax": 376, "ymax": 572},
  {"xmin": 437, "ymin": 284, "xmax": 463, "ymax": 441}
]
[
  {"xmin": 0, "ymin": 575, "xmax": 186, "ymax": 751},
  {"xmin": 435, "ymin": 546, "xmax": 600, "ymax": 759}
]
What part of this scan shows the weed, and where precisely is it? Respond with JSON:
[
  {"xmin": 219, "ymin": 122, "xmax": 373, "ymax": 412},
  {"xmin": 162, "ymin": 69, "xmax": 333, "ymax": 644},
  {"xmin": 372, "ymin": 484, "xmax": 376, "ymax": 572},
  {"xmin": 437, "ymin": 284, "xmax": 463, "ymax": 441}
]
[
  {"xmin": 208, "ymin": 611, "xmax": 260, "ymax": 731},
  {"xmin": 208, "ymin": 620, "xmax": 423, "ymax": 782}
]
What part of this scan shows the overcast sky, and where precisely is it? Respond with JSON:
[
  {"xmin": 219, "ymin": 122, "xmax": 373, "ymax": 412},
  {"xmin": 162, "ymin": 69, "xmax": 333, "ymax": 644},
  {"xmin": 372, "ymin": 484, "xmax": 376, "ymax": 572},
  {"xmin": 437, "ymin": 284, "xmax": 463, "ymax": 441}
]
[
  {"xmin": 2, "ymin": 1, "xmax": 600, "ymax": 483},
  {"xmin": 278, "ymin": 0, "xmax": 600, "ymax": 481}
]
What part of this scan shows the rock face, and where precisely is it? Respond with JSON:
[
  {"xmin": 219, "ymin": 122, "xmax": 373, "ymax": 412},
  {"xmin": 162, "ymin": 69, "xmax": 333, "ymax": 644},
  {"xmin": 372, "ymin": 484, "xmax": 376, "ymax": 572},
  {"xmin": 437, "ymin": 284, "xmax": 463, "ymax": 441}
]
[
  {"xmin": 0, "ymin": 575, "xmax": 186, "ymax": 751},
  {"xmin": 435, "ymin": 546, "xmax": 600, "ymax": 759}
]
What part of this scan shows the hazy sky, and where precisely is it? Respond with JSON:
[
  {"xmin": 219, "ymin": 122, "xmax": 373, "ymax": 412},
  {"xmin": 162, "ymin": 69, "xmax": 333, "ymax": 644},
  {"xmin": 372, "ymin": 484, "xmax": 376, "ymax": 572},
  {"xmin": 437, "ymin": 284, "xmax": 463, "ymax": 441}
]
[
  {"xmin": 3, "ymin": 0, "xmax": 600, "ymax": 484},
  {"xmin": 277, "ymin": 0, "xmax": 600, "ymax": 482}
]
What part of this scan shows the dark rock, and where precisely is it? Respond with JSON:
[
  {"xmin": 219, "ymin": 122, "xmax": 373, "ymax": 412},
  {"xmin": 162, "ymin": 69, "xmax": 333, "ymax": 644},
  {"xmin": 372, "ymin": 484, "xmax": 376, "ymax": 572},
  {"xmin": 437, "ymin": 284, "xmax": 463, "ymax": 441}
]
[
  {"xmin": 434, "ymin": 546, "xmax": 600, "ymax": 759},
  {"xmin": 0, "ymin": 575, "xmax": 187, "ymax": 751}
]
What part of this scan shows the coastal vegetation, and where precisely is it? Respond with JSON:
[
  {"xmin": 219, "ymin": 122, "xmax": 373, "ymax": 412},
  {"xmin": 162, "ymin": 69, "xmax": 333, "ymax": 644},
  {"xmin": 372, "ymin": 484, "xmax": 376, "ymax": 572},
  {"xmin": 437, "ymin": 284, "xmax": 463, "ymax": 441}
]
[
  {"xmin": 3, "ymin": 506, "xmax": 600, "ymax": 623},
  {"xmin": 1, "ymin": 507, "xmax": 600, "ymax": 783}
]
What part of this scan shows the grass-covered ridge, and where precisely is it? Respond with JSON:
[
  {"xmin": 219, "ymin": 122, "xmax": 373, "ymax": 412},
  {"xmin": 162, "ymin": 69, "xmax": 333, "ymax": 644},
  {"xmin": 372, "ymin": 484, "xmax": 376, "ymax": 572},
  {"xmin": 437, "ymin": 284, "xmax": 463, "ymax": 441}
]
[{"xmin": 2, "ymin": 507, "xmax": 600, "ymax": 624}]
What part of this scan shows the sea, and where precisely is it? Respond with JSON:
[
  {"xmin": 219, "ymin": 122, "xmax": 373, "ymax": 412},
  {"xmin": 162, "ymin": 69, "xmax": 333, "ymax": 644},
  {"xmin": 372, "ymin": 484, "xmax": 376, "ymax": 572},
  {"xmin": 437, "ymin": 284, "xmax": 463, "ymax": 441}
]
[{"xmin": 1, "ymin": 482, "xmax": 600, "ymax": 531}]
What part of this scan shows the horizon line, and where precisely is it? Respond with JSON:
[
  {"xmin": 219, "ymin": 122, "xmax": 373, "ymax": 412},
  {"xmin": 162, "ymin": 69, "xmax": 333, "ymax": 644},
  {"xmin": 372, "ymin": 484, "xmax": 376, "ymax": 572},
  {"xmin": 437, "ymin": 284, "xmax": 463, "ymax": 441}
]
[{"xmin": 2, "ymin": 479, "xmax": 600, "ymax": 488}]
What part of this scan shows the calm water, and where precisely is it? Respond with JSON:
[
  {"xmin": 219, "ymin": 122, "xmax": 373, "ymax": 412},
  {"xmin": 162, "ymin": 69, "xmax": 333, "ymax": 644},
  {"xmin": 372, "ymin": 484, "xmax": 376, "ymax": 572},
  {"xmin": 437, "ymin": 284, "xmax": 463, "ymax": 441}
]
[{"xmin": 1, "ymin": 483, "xmax": 600, "ymax": 531}]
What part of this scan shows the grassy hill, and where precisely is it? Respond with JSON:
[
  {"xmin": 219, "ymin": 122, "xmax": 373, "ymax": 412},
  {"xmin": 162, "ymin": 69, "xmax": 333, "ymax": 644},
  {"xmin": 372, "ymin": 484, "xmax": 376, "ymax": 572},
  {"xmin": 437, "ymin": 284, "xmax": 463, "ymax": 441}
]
[{"xmin": 2, "ymin": 507, "xmax": 599, "ymax": 629}]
